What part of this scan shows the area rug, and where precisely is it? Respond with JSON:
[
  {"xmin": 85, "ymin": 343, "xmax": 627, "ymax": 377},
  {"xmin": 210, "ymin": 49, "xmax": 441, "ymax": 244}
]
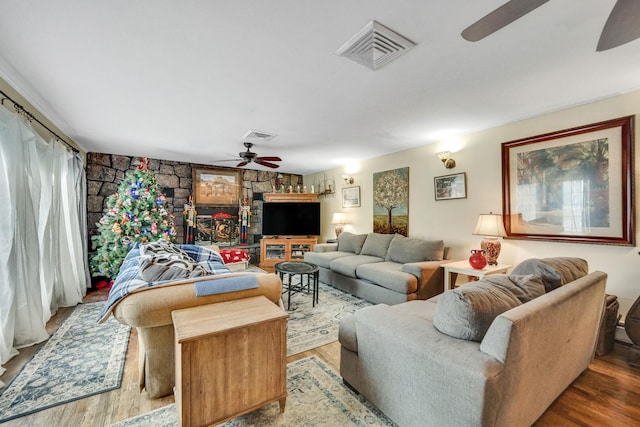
[
  {"xmin": 0, "ymin": 302, "xmax": 131, "ymax": 423},
  {"xmin": 110, "ymin": 355, "xmax": 396, "ymax": 426},
  {"xmin": 286, "ymin": 282, "xmax": 372, "ymax": 356}
]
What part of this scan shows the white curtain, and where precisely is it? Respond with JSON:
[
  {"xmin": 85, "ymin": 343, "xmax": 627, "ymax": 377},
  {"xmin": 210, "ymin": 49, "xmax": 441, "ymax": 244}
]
[{"xmin": 0, "ymin": 105, "xmax": 88, "ymax": 386}]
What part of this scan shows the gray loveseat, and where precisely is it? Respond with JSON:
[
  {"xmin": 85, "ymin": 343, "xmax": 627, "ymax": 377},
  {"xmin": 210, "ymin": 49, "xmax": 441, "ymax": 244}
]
[
  {"xmin": 304, "ymin": 232, "xmax": 447, "ymax": 305},
  {"xmin": 339, "ymin": 258, "xmax": 607, "ymax": 427}
]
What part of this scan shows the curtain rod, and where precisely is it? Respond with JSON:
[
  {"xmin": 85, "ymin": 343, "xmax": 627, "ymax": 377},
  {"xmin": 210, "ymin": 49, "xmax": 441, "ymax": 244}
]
[{"xmin": 0, "ymin": 89, "xmax": 79, "ymax": 154}]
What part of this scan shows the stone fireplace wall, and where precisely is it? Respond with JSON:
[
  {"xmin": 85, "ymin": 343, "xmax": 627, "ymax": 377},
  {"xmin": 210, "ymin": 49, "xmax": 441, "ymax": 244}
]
[{"xmin": 86, "ymin": 152, "xmax": 303, "ymax": 250}]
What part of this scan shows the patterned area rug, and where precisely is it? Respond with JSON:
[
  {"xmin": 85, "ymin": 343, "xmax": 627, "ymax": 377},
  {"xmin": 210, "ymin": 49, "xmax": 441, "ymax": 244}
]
[
  {"xmin": 286, "ymin": 282, "xmax": 372, "ymax": 356},
  {"xmin": 110, "ymin": 356, "xmax": 396, "ymax": 426},
  {"xmin": 0, "ymin": 302, "xmax": 131, "ymax": 423}
]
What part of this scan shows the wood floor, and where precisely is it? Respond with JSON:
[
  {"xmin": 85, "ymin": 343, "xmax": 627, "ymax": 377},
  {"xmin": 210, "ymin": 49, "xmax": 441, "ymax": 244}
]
[{"xmin": 1, "ymin": 290, "xmax": 639, "ymax": 427}]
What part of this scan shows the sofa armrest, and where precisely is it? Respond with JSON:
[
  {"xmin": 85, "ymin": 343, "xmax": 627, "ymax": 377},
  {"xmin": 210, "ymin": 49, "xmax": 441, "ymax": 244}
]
[
  {"xmin": 402, "ymin": 260, "xmax": 447, "ymax": 299},
  {"xmin": 314, "ymin": 243, "xmax": 338, "ymax": 252},
  {"xmin": 112, "ymin": 272, "xmax": 282, "ymax": 328}
]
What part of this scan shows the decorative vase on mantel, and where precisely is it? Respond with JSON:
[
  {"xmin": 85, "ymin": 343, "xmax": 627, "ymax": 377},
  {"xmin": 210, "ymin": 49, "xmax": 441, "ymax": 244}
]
[{"xmin": 468, "ymin": 249, "xmax": 487, "ymax": 270}]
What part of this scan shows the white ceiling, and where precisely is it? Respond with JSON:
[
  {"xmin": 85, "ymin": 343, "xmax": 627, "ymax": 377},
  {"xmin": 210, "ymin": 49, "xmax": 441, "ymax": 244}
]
[{"xmin": 1, "ymin": 1, "xmax": 639, "ymax": 175}]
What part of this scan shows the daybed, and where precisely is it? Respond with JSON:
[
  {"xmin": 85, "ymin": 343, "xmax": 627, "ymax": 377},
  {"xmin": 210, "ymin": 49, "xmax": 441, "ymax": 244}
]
[
  {"xmin": 339, "ymin": 257, "xmax": 607, "ymax": 427},
  {"xmin": 98, "ymin": 241, "xmax": 282, "ymax": 399},
  {"xmin": 304, "ymin": 232, "xmax": 447, "ymax": 305}
]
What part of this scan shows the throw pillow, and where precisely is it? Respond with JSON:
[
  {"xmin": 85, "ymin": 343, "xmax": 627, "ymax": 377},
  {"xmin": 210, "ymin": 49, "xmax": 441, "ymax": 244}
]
[
  {"xmin": 385, "ymin": 235, "xmax": 444, "ymax": 263},
  {"xmin": 337, "ymin": 232, "xmax": 368, "ymax": 254},
  {"xmin": 139, "ymin": 239, "xmax": 191, "ymax": 260},
  {"xmin": 482, "ymin": 274, "xmax": 545, "ymax": 303},
  {"xmin": 510, "ymin": 258, "xmax": 563, "ymax": 292},
  {"xmin": 434, "ymin": 280, "xmax": 522, "ymax": 342},
  {"xmin": 359, "ymin": 233, "xmax": 395, "ymax": 258},
  {"xmin": 138, "ymin": 254, "xmax": 210, "ymax": 282}
]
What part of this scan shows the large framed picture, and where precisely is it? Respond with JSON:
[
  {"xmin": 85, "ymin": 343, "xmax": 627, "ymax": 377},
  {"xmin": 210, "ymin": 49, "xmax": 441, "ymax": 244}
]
[
  {"xmin": 192, "ymin": 168, "xmax": 241, "ymax": 206},
  {"xmin": 434, "ymin": 172, "xmax": 467, "ymax": 201},
  {"xmin": 342, "ymin": 186, "xmax": 361, "ymax": 208},
  {"xmin": 502, "ymin": 116, "xmax": 634, "ymax": 245}
]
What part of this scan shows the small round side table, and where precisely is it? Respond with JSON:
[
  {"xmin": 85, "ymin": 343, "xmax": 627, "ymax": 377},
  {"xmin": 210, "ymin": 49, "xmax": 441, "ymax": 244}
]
[{"xmin": 274, "ymin": 261, "xmax": 319, "ymax": 310}]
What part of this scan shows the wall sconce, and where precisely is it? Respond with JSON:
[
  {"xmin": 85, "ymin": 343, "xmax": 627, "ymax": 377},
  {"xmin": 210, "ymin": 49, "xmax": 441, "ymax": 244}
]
[
  {"xmin": 343, "ymin": 175, "xmax": 354, "ymax": 184},
  {"xmin": 437, "ymin": 151, "xmax": 456, "ymax": 169}
]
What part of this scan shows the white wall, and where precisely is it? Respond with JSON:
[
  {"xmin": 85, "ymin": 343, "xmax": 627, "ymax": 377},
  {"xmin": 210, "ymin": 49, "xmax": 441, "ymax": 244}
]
[{"xmin": 305, "ymin": 89, "xmax": 640, "ymax": 316}]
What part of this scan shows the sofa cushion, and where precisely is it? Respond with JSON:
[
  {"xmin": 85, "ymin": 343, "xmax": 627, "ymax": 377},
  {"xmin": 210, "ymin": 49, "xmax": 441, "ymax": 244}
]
[
  {"xmin": 511, "ymin": 257, "xmax": 588, "ymax": 292},
  {"xmin": 337, "ymin": 232, "xmax": 368, "ymax": 254},
  {"xmin": 356, "ymin": 262, "xmax": 418, "ymax": 294},
  {"xmin": 385, "ymin": 235, "xmax": 445, "ymax": 263},
  {"xmin": 482, "ymin": 274, "xmax": 545, "ymax": 303},
  {"xmin": 539, "ymin": 257, "xmax": 588, "ymax": 284},
  {"xmin": 304, "ymin": 250, "xmax": 353, "ymax": 269},
  {"xmin": 330, "ymin": 255, "xmax": 384, "ymax": 278},
  {"xmin": 360, "ymin": 233, "xmax": 395, "ymax": 258},
  {"xmin": 433, "ymin": 279, "xmax": 523, "ymax": 342},
  {"xmin": 510, "ymin": 259, "xmax": 561, "ymax": 292}
]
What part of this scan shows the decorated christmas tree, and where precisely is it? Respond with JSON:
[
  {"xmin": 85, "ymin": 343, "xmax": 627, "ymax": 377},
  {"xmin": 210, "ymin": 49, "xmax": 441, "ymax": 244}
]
[{"xmin": 90, "ymin": 158, "xmax": 176, "ymax": 279}]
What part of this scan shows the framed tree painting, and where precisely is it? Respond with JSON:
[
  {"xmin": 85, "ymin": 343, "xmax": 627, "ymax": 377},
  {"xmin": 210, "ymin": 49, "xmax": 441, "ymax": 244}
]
[
  {"xmin": 373, "ymin": 167, "xmax": 409, "ymax": 235},
  {"xmin": 192, "ymin": 168, "xmax": 241, "ymax": 206},
  {"xmin": 502, "ymin": 116, "xmax": 634, "ymax": 245}
]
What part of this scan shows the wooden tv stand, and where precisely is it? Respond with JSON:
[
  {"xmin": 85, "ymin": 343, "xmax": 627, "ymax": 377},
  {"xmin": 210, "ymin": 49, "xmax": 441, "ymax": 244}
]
[
  {"xmin": 259, "ymin": 236, "xmax": 317, "ymax": 273},
  {"xmin": 260, "ymin": 192, "xmax": 318, "ymax": 272}
]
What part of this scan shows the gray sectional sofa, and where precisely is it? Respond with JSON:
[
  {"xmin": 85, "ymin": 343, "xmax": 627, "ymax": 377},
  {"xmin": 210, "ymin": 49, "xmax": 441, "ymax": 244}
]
[
  {"xmin": 338, "ymin": 257, "xmax": 607, "ymax": 427},
  {"xmin": 304, "ymin": 232, "xmax": 447, "ymax": 305}
]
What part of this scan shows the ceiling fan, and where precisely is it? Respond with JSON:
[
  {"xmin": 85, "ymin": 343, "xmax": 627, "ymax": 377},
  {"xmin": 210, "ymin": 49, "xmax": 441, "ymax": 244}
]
[
  {"xmin": 214, "ymin": 142, "xmax": 282, "ymax": 169},
  {"xmin": 461, "ymin": 0, "xmax": 640, "ymax": 51}
]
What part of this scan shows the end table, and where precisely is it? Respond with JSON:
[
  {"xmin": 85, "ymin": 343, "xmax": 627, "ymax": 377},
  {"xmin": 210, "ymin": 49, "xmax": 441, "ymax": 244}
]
[{"xmin": 443, "ymin": 260, "xmax": 512, "ymax": 290}]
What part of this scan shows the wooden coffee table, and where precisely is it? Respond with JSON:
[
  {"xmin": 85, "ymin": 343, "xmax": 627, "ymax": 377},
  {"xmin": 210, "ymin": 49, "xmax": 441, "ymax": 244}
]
[{"xmin": 172, "ymin": 296, "xmax": 288, "ymax": 426}]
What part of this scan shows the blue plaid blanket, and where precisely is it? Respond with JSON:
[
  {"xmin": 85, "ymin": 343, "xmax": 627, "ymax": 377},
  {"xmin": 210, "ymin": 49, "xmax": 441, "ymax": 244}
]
[{"xmin": 98, "ymin": 243, "xmax": 232, "ymax": 323}]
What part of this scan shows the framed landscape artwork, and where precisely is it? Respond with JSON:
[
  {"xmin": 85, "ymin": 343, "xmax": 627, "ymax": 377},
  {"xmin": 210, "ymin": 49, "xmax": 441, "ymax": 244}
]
[
  {"xmin": 192, "ymin": 168, "xmax": 241, "ymax": 206},
  {"xmin": 342, "ymin": 186, "xmax": 361, "ymax": 208},
  {"xmin": 501, "ymin": 116, "xmax": 634, "ymax": 245},
  {"xmin": 373, "ymin": 167, "xmax": 409, "ymax": 236},
  {"xmin": 434, "ymin": 172, "xmax": 467, "ymax": 201}
]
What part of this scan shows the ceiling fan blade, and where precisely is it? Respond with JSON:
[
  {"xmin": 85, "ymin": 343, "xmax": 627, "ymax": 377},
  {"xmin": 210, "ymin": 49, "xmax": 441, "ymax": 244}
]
[
  {"xmin": 255, "ymin": 160, "xmax": 280, "ymax": 169},
  {"xmin": 256, "ymin": 156, "xmax": 282, "ymax": 162},
  {"xmin": 210, "ymin": 158, "xmax": 241, "ymax": 162},
  {"xmin": 461, "ymin": 0, "xmax": 550, "ymax": 42},
  {"xmin": 597, "ymin": 0, "xmax": 640, "ymax": 51},
  {"xmin": 236, "ymin": 161, "xmax": 249, "ymax": 167}
]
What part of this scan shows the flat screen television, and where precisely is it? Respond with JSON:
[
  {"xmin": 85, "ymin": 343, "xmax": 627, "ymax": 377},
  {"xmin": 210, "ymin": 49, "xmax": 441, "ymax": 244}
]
[{"xmin": 262, "ymin": 202, "xmax": 321, "ymax": 236}]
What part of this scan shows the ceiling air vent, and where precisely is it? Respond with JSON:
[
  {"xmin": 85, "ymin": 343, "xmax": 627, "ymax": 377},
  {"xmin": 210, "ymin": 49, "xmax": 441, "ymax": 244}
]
[
  {"xmin": 335, "ymin": 20, "xmax": 416, "ymax": 71},
  {"xmin": 243, "ymin": 129, "xmax": 276, "ymax": 140}
]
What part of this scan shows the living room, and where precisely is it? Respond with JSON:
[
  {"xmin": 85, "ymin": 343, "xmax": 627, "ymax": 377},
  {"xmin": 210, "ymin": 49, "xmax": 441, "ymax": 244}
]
[{"xmin": 1, "ymin": 2, "xmax": 640, "ymax": 426}]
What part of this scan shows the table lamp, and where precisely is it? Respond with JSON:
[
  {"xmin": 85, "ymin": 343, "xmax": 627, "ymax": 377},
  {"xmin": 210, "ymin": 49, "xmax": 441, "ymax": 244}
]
[
  {"xmin": 472, "ymin": 213, "xmax": 507, "ymax": 265},
  {"xmin": 331, "ymin": 212, "xmax": 346, "ymax": 238}
]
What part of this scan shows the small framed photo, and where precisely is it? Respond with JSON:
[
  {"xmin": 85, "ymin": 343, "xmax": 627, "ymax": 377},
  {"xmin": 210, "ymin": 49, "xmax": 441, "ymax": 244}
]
[
  {"xmin": 342, "ymin": 186, "xmax": 361, "ymax": 208},
  {"xmin": 434, "ymin": 172, "xmax": 467, "ymax": 201}
]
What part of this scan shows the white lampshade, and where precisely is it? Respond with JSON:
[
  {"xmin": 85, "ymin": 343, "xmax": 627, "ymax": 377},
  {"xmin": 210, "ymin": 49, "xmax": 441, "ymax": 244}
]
[
  {"xmin": 472, "ymin": 213, "xmax": 506, "ymax": 266},
  {"xmin": 473, "ymin": 213, "xmax": 507, "ymax": 237},
  {"xmin": 331, "ymin": 213, "xmax": 346, "ymax": 225}
]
